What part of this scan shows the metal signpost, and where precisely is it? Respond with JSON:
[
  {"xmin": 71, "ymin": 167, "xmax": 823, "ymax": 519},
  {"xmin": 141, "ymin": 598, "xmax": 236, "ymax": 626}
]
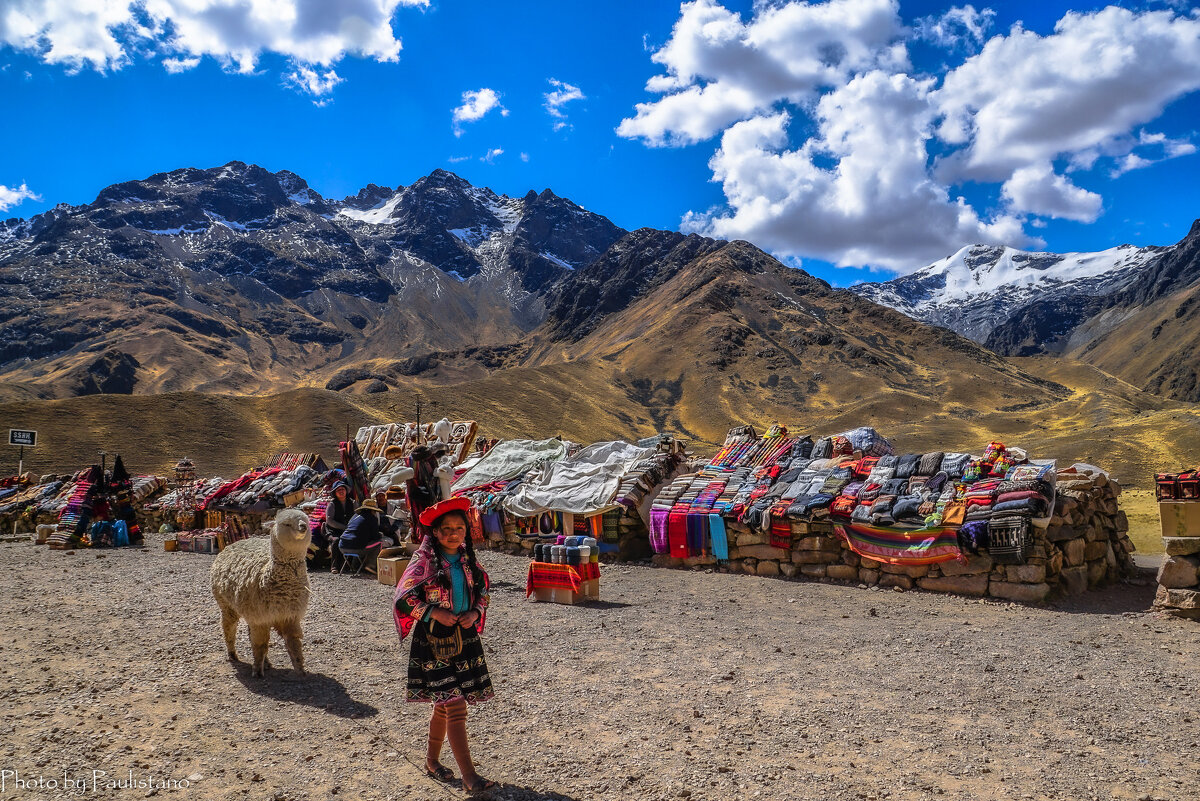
[{"xmin": 8, "ymin": 429, "xmax": 36, "ymax": 476}]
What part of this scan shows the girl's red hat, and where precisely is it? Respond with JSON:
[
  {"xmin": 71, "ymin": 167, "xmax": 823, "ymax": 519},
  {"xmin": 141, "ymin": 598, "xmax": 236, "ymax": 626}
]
[{"xmin": 418, "ymin": 496, "xmax": 472, "ymax": 527}]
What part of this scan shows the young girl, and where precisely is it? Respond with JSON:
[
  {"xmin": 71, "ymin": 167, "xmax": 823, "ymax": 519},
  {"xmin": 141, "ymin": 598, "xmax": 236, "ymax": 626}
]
[{"xmin": 394, "ymin": 497, "xmax": 497, "ymax": 793}]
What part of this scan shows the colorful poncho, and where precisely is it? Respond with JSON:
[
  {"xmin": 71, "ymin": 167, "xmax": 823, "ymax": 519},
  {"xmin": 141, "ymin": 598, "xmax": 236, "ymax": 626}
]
[{"xmin": 393, "ymin": 538, "xmax": 490, "ymax": 642}]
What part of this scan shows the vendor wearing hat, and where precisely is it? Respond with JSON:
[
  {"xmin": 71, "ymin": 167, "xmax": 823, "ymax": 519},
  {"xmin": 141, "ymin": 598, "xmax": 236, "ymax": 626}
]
[
  {"xmin": 336, "ymin": 497, "xmax": 387, "ymax": 575},
  {"xmin": 393, "ymin": 497, "xmax": 496, "ymax": 793},
  {"xmin": 316, "ymin": 481, "xmax": 353, "ymax": 573}
]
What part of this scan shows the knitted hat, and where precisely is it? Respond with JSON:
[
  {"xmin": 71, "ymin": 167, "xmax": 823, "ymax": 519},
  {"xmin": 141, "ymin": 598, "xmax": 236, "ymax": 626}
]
[{"xmin": 418, "ymin": 496, "xmax": 471, "ymax": 527}]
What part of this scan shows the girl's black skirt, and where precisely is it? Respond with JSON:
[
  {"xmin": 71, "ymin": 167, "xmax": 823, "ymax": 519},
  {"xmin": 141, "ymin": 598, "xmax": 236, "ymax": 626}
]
[{"xmin": 407, "ymin": 620, "xmax": 494, "ymax": 705}]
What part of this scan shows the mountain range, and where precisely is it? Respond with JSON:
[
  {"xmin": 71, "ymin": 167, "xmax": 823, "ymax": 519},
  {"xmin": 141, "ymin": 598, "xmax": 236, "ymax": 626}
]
[
  {"xmin": 2, "ymin": 163, "xmax": 1199, "ymax": 483},
  {"xmin": 852, "ymin": 223, "xmax": 1200, "ymax": 403}
]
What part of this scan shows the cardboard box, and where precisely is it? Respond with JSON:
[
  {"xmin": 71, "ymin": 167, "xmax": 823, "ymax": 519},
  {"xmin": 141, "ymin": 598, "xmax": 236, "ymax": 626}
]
[
  {"xmin": 377, "ymin": 556, "xmax": 410, "ymax": 586},
  {"xmin": 1159, "ymin": 501, "xmax": 1200, "ymax": 538},
  {"xmin": 578, "ymin": 578, "xmax": 600, "ymax": 600},
  {"xmin": 532, "ymin": 586, "xmax": 582, "ymax": 605}
]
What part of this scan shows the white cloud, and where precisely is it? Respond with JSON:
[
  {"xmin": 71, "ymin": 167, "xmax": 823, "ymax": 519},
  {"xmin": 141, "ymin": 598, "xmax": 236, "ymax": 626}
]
[
  {"xmin": 452, "ymin": 88, "xmax": 508, "ymax": 136},
  {"xmin": 0, "ymin": 182, "xmax": 40, "ymax": 212},
  {"xmin": 624, "ymin": 1, "xmax": 1200, "ymax": 270},
  {"xmin": 162, "ymin": 55, "xmax": 199, "ymax": 73},
  {"xmin": 934, "ymin": 6, "xmax": 1200, "ymax": 182},
  {"xmin": 1001, "ymin": 162, "xmax": 1102, "ymax": 222},
  {"xmin": 0, "ymin": 0, "xmax": 425, "ymax": 82},
  {"xmin": 544, "ymin": 78, "xmax": 585, "ymax": 131},
  {"xmin": 481, "ymin": 148, "xmax": 504, "ymax": 164},
  {"xmin": 447, "ymin": 155, "xmax": 471, "ymax": 164},
  {"xmin": 913, "ymin": 5, "xmax": 995, "ymax": 50},
  {"xmin": 687, "ymin": 74, "xmax": 1031, "ymax": 270},
  {"xmin": 284, "ymin": 65, "xmax": 343, "ymax": 101},
  {"xmin": 519, "ymin": 152, "xmax": 530, "ymax": 162},
  {"xmin": 617, "ymin": 0, "xmax": 907, "ymax": 146}
]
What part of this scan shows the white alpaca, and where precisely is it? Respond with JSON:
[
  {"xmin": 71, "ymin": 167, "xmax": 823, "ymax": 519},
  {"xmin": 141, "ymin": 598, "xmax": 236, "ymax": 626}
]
[{"xmin": 211, "ymin": 508, "xmax": 310, "ymax": 677}]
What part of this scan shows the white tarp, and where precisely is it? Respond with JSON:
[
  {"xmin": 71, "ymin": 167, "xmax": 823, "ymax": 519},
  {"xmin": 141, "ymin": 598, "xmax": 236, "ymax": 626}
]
[
  {"xmin": 452, "ymin": 438, "xmax": 570, "ymax": 492},
  {"xmin": 499, "ymin": 440, "xmax": 654, "ymax": 518}
]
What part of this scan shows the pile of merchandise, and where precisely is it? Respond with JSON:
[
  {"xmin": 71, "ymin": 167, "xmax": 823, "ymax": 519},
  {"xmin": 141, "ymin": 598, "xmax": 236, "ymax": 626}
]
[
  {"xmin": 201, "ymin": 453, "xmax": 327, "ymax": 511},
  {"xmin": 650, "ymin": 426, "xmax": 1055, "ymax": 567}
]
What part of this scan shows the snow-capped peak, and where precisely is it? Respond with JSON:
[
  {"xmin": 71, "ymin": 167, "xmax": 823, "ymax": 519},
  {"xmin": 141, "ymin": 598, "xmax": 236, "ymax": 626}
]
[{"xmin": 850, "ymin": 242, "xmax": 1162, "ymax": 344}]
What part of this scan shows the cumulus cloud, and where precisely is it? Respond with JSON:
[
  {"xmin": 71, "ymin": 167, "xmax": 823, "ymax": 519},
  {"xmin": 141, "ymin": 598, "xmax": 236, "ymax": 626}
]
[
  {"xmin": 913, "ymin": 5, "xmax": 995, "ymax": 50},
  {"xmin": 623, "ymin": 1, "xmax": 1200, "ymax": 270},
  {"xmin": 934, "ymin": 7, "xmax": 1200, "ymax": 181},
  {"xmin": 544, "ymin": 79, "xmax": 585, "ymax": 131},
  {"xmin": 0, "ymin": 0, "xmax": 424, "ymax": 91},
  {"xmin": 0, "ymin": 183, "xmax": 40, "ymax": 212},
  {"xmin": 617, "ymin": 0, "xmax": 907, "ymax": 146},
  {"xmin": 452, "ymin": 88, "xmax": 508, "ymax": 136},
  {"xmin": 284, "ymin": 65, "xmax": 344, "ymax": 102},
  {"xmin": 162, "ymin": 55, "xmax": 200, "ymax": 73},
  {"xmin": 686, "ymin": 76, "xmax": 1030, "ymax": 270},
  {"xmin": 1001, "ymin": 162, "xmax": 1102, "ymax": 222}
]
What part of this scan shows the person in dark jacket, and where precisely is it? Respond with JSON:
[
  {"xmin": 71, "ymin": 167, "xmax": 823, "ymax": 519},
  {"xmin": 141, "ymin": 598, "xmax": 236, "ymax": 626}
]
[
  {"xmin": 321, "ymin": 483, "xmax": 354, "ymax": 573},
  {"xmin": 337, "ymin": 498, "xmax": 386, "ymax": 575}
]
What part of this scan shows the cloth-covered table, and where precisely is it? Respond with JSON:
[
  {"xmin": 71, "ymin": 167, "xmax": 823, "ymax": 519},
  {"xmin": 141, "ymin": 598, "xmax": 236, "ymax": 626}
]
[{"xmin": 525, "ymin": 561, "xmax": 601, "ymax": 597}]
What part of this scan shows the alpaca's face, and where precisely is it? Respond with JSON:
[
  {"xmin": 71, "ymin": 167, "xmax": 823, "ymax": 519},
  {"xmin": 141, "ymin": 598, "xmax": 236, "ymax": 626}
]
[{"xmin": 273, "ymin": 510, "xmax": 310, "ymax": 545}]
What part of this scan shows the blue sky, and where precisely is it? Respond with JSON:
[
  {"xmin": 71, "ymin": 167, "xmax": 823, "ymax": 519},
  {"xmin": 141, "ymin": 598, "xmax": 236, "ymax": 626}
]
[{"xmin": 2, "ymin": 0, "xmax": 1198, "ymax": 286}]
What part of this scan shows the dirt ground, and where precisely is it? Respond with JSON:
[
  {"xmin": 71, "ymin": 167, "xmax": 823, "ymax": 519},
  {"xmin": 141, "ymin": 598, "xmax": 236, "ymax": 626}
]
[{"xmin": 1, "ymin": 536, "xmax": 1197, "ymax": 801}]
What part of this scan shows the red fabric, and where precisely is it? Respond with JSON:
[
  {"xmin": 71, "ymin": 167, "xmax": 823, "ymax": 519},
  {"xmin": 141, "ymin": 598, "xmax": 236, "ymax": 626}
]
[
  {"xmin": 769, "ymin": 517, "xmax": 792, "ymax": 549},
  {"xmin": 526, "ymin": 562, "xmax": 582, "ymax": 596},
  {"xmin": 668, "ymin": 511, "xmax": 689, "ymax": 559}
]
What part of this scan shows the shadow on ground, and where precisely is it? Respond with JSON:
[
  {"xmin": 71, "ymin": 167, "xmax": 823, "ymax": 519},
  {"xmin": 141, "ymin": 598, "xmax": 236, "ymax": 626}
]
[{"xmin": 233, "ymin": 664, "xmax": 379, "ymax": 718}]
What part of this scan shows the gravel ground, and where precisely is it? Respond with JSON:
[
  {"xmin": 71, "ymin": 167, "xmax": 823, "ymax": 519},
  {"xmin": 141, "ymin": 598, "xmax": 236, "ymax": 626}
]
[{"xmin": 1, "ymin": 536, "xmax": 1198, "ymax": 801}]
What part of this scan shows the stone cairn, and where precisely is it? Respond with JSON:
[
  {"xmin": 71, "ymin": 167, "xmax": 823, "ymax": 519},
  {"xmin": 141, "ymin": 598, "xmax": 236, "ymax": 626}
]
[
  {"xmin": 1154, "ymin": 501, "xmax": 1200, "ymax": 619},
  {"xmin": 647, "ymin": 464, "xmax": 1135, "ymax": 603}
]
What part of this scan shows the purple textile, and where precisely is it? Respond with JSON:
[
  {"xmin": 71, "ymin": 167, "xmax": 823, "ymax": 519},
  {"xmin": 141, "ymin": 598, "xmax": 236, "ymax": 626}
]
[{"xmin": 650, "ymin": 507, "xmax": 670, "ymax": 554}]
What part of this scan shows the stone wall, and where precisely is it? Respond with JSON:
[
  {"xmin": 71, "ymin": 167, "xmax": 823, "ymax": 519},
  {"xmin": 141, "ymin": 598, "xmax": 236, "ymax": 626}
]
[
  {"xmin": 1154, "ymin": 501, "xmax": 1200, "ymax": 619},
  {"xmin": 481, "ymin": 468, "xmax": 1134, "ymax": 604}
]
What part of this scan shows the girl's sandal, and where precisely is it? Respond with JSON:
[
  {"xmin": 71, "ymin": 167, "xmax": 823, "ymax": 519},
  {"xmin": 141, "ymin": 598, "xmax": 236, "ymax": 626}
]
[
  {"xmin": 462, "ymin": 776, "xmax": 498, "ymax": 794},
  {"xmin": 425, "ymin": 762, "xmax": 455, "ymax": 782}
]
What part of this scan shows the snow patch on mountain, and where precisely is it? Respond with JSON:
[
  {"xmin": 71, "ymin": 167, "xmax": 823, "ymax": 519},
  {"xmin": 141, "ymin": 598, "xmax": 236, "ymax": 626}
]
[
  {"xmin": 337, "ymin": 192, "xmax": 404, "ymax": 224},
  {"xmin": 851, "ymin": 243, "xmax": 1160, "ymax": 344}
]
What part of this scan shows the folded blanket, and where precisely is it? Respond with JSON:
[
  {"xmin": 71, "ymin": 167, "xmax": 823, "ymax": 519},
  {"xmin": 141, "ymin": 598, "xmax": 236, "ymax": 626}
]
[
  {"xmin": 877, "ymin": 455, "xmax": 898, "ymax": 470},
  {"xmin": 858, "ymin": 482, "xmax": 883, "ymax": 502},
  {"xmin": 918, "ymin": 452, "xmax": 944, "ymax": 476},
  {"xmin": 855, "ymin": 457, "xmax": 880, "ymax": 478},
  {"xmin": 957, "ymin": 520, "xmax": 990, "ymax": 554},
  {"xmin": 965, "ymin": 496, "xmax": 994, "ymax": 508},
  {"xmin": 892, "ymin": 495, "xmax": 925, "ymax": 522},
  {"xmin": 995, "ymin": 489, "xmax": 1044, "ymax": 504},
  {"xmin": 992, "ymin": 498, "xmax": 1046, "ymax": 516},
  {"xmin": 841, "ymin": 480, "xmax": 865, "ymax": 498},
  {"xmin": 851, "ymin": 503, "xmax": 873, "ymax": 523},
  {"xmin": 881, "ymin": 478, "xmax": 909, "ymax": 497},
  {"xmin": 1004, "ymin": 462, "xmax": 1055, "ymax": 483},
  {"xmin": 997, "ymin": 479, "xmax": 1052, "ymax": 496},
  {"xmin": 941, "ymin": 453, "xmax": 971, "ymax": 478},
  {"xmin": 790, "ymin": 437, "xmax": 814, "ymax": 460},
  {"xmin": 964, "ymin": 508, "xmax": 994, "ymax": 522},
  {"xmin": 895, "ymin": 454, "xmax": 921, "ymax": 480},
  {"xmin": 786, "ymin": 493, "xmax": 835, "ymax": 517}
]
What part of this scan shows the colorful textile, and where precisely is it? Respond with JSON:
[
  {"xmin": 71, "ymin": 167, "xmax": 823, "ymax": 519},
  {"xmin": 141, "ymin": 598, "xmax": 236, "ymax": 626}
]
[
  {"xmin": 707, "ymin": 514, "xmax": 729, "ymax": 560},
  {"xmin": 769, "ymin": 517, "xmax": 792, "ymax": 549},
  {"xmin": 524, "ymin": 561, "xmax": 599, "ymax": 596},
  {"xmin": 835, "ymin": 521, "xmax": 962, "ymax": 565},
  {"xmin": 685, "ymin": 514, "xmax": 707, "ymax": 556},
  {"xmin": 668, "ymin": 511, "xmax": 689, "ymax": 559},
  {"xmin": 406, "ymin": 621, "xmax": 494, "ymax": 706},
  {"xmin": 394, "ymin": 538, "xmax": 489, "ymax": 642}
]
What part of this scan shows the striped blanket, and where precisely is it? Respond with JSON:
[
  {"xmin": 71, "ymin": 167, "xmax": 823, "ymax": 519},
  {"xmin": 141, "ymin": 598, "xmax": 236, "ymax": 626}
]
[
  {"xmin": 525, "ymin": 561, "xmax": 600, "ymax": 597},
  {"xmin": 834, "ymin": 522, "xmax": 962, "ymax": 566}
]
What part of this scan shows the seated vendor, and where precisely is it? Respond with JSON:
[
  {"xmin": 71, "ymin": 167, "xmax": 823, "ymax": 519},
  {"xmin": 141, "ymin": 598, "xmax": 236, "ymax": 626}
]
[
  {"xmin": 310, "ymin": 482, "xmax": 352, "ymax": 572},
  {"xmin": 336, "ymin": 498, "xmax": 386, "ymax": 575},
  {"xmin": 375, "ymin": 491, "xmax": 401, "ymax": 547}
]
